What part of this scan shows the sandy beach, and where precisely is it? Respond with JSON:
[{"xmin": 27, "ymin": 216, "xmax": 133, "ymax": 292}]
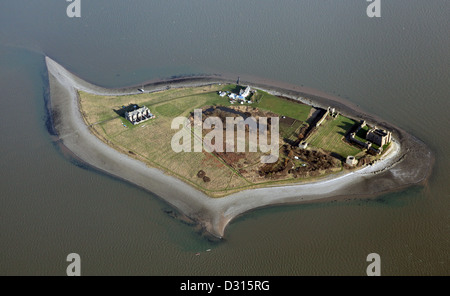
[{"xmin": 45, "ymin": 56, "xmax": 433, "ymax": 238}]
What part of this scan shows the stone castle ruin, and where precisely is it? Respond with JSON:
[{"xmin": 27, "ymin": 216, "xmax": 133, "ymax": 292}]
[
  {"xmin": 125, "ymin": 106, "xmax": 155, "ymax": 125},
  {"xmin": 348, "ymin": 120, "xmax": 392, "ymax": 155},
  {"xmin": 346, "ymin": 155, "xmax": 358, "ymax": 166},
  {"xmin": 366, "ymin": 127, "xmax": 392, "ymax": 147}
]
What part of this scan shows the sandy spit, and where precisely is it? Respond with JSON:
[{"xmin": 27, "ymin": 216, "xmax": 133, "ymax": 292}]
[{"xmin": 45, "ymin": 56, "xmax": 433, "ymax": 239}]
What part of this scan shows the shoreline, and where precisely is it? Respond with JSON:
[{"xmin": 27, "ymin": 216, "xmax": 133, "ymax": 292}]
[{"xmin": 45, "ymin": 56, "xmax": 434, "ymax": 238}]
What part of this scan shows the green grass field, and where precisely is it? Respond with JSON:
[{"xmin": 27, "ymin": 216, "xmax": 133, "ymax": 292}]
[
  {"xmin": 354, "ymin": 124, "xmax": 369, "ymax": 143},
  {"xmin": 253, "ymin": 90, "xmax": 312, "ymax": 122},
  {"xmin": 307, "ymin": 115, "xmax": 363, "ymax": 158}
]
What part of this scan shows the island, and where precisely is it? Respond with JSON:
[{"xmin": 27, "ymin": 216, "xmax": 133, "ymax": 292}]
[{"xmin": 45, "ymin": 56, "xmax": 433, "ymax": 239}]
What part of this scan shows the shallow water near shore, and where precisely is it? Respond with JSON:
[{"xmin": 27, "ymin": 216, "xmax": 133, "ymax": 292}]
[{"xmin": 0, "ymin": 1, "xmax": 449, "ymax": 275}]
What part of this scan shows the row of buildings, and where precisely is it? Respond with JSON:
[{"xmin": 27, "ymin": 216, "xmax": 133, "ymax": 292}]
[{"xmin": 218, "ymin": 86, "xmax": 252, "ymax": 104}]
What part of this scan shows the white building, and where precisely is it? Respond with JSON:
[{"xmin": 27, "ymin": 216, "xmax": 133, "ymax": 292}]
[
  {"xmin": 240, "ymin": 86, "xmax": 251, "ymax": 98},
  {"xmin": 229, "ymin": 93, "xmax": 237, "ymax": 100},
  {"xmin": 224, "ymin": 86, "xmax": 252, "ymax": 103}
]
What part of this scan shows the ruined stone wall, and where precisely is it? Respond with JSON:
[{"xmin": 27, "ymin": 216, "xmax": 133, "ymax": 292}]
[{"xmin": 315, "ymin": 111, "xmax": 328, "ymax": 127}]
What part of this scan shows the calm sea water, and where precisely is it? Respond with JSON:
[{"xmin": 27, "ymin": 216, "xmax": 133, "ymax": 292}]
[{"xmin": 0, "ymin": 0, "xmax": 448, "ymax": 275}]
